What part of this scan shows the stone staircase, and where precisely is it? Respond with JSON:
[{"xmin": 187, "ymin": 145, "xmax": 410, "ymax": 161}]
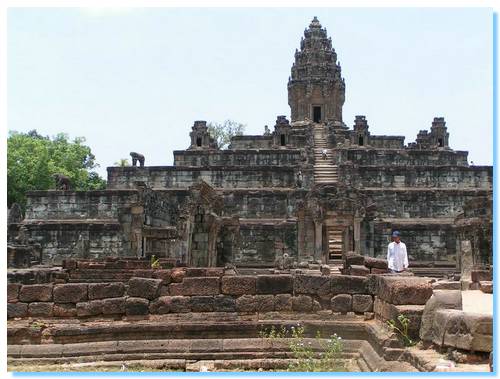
[
  {"xmin": 327, "ymin": 227, "xmax": 343, "ymax": 261},
  {"xmin": 313, "ymin": 125, "xmax": 338, "ymax": 184}
]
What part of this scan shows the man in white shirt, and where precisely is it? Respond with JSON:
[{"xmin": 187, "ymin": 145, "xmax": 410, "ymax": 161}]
[{"xmin": 387, "ymin": 230, "xmax": 409, "ymax": 273}]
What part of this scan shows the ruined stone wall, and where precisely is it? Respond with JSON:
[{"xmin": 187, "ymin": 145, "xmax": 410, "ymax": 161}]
[
  {"xmin": 339, "ymin": 149, "xmax": 469, "ymax": 166},
  {"xmin": 173, "ymin": 149, "xmax": 304, "ymax": 167},
  {"xmin": 24, "ymin": 190, "xmax": 139, "ymax": 220},
  {"xmin": 228, "ymin": 136, "xmax": 273, "ymax": 149},
  {"xmin": 367, "ymin": 136, "xmax": 405, "ymax": 149},
  {"xmin": 339, "ymin": 166, "xmax": 491, "ymax": 189},
  {"xmin": 107, "ymin": 167, "xmax": 298, "ymax": 190}
]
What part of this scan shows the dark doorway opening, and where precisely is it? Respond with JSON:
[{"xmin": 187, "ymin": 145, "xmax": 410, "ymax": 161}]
[
  {"xmin": 438, "ymin": 138, "xmax": 443, "ymax": 147},
  {"xmin": 313, "ymin": 106, "xmax": 322, "ymax": 123},
  {"xmin": 196, "ymin": 137, "xmax": 202, "ymax": 147},
  {"xmin": 358, "ymin": 136, "xmax": 364, "ymax": 146},
  {"xmin": 280, "ymin": 134, "xmax": 286, "ymax": 146}
]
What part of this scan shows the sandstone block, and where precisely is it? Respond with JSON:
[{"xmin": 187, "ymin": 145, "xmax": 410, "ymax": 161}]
[
  {"xmin": 214, "ymin": 295, "xmax": 236, "ymax": 312},
  {"xmin": 221, "ymin": 276, "xmax": 256, "ymax": 295},
  {"xmin": 420, "ymin": 290, "xmax": 462, "ymax": 342},
  {"xmin": 53, "ymin": 284, "xmax": 88, "ymax": 303},
  {"xmin": 471, "ymin": 269, "xmax": 492, "ymax": 283},
  {"xmin": 371, "ymin": 268, "xmax": 389, "ymax": 275},
  {"xmin": 19, "ymin": 284, "xmax": 53, "ymax": 302},
  {"xmin": 8, "ymin": 302, "xmax": 28, "ymax": 318},
  {"xmin": 53, "ymin": 303, "xmax": 76, "ymax": 317},
  {"xmin": 88, "ymin": 282, "xmax": 125, "ymax": 300},
  {"xmin": 152, "ymin": 269, "xmax": 171, "ymax": 284},
  {"xmin": 170, "ymin": 268, "xmax": 186, "ymax": 283},
  {"xmin": 432, "ymin": 281, "xmax": 462, "ymax": 290},
  {"xmin": 274, "ymin": 294, "xmax": 293, "ymax": 311},
  {"xmin": 127, "ymin": 277, "xmax": 162, "ymax": 300},
  {"xmin": 331, "ymin": 294, "xmax": 352, "ymax": 313},
  {"xmin": 236, "ymin": 295, "xmax": 256, "ymax": 312},
  {"xmin": 255, "ymin": 295, "xmax": 275, "ymax": 312},
  {"xmin": 364, "ymin": 257, "xmax": 388, "ymax": 269},
  {"xmin": 169, "ymin": 277, "xmax": 220, "ymax": 296},
  {"xmin": 374, "ymin": 297, "xmax": 424, "ymax": 338},
  {"xmin": 149, "ymin": 296, "xmax": 172, "ymax": 314},
  {"xmin": 132, "ymin": 269, "xmax": 154, "ymax": 278},
  {"xmin": 352, "ymin": 294, "xmax": 373, "ymax": 313},
  {"xmin": 293, "ymin": 275, "xmax": 330, "ymax": 297},
  {"xmin": 101, "ymin": 297, "xmax": 126, "ymax": 315},
  {"xmin": 256, "ymin": 275, "xmax": 293, "ymax": 294},
  {"xmin": 349, "ymin": 265, "xmax": 370, "ymax": 276},
  {"xmin": 28, "ymin": 302, "xmax": 54, "ymax": 317},
  {"xmin": 189, "ymin": 296, "xmax": 215, "ymax": 312},
  {"xmin": 8, "ymin": 283, "xmax": 20, "ymax": 302},
  {"xmin": 292, "ymin": 295, "xmax": 312, "ymax": 312},
  {"xmin": 331, "ymin": 275, "xmax": 368, "ymax": 295},
  {"xmin": 479, "ymin": 281, "xmax": 493, "ymax": 294},
  {"xmin": 344, "ymin": 252, "xmax": 365, "ymax": 267},
  {"xmin": 125, "ymin": 297, "xmax": 149, "ymax": 316},
  {"xmin": 376, "ymin": 276, "xmax": 432, "ymax": 305},
  {"xmin": 169, "ymin": 296, "xmax": 190, "ymax": 313},
  {"xmin": 76, "ymin": 300, "xmax": 103, "ymax": 317}
]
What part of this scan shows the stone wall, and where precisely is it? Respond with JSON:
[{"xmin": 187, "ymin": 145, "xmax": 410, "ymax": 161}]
[
  {"xmin": 173, "ymin": 149, "xmax": 304, "ymax": 167},
  {"xmin": 228, "ymin": 135, "xmax": 273, "ymax": 149},
  {"xmin": 7, "ymin": 271, "xmax": 377, "ymax": 319},
  {"xmin": 368, "ymin": 136, "xmax": 405, "ymax": 149},
  {"xmin": 107, "ymin": 167, "xmax": 298, "ymax": 190},
  {"xmin": 25, "ymin": 190, "xmax": 139, "ymax": 220},
  {"xmin": 339, "ymin": 166, "xmax": 492, "ymax": 189}
]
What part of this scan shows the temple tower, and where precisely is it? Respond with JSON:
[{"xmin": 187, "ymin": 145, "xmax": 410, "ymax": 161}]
[{"xmin": 288, "ymin": 17, "xmax": 345, "ymax": 124}]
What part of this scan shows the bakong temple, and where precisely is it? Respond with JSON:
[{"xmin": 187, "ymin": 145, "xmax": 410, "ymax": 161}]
[{"xmin": 7, "ymin": 17, "xmax": 494, "ymax": 372}]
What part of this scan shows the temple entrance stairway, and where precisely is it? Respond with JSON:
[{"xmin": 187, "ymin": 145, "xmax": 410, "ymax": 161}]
[
  {"xmin": 313, "ymin": 124, "xmax": 338, "ymax": 184},
  {"xmin": 327, "ymin": 227, "xmax": 344, "ymax": 262}
]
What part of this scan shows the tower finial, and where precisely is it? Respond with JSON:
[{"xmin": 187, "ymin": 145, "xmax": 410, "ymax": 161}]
[{"xmin": 310, "ymin": 16, "xmax": 321, "ymax": 28}]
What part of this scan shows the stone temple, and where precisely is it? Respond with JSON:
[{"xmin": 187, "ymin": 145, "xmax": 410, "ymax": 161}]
[
  {"xmin": 7, "ymin": 17, "xmax": 494, "ymax": 372},
  {"xmin": 10, "ymin": 17, "xmax": 492, "ymax": 272}
]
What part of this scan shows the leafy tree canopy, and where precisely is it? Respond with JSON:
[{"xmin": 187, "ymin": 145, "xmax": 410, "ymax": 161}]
[
  {"xmin": 207, "ymin": 120, "xmax": 246, "ymax": 149},
  {"xmin": 7, "ymin": 130, "xmax": 106, "ymax": 209}
]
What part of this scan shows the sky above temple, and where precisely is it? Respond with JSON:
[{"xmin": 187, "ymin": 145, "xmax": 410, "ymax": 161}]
[{"xmin": 8, "ymin": 8, "xmax": 493, "ymax": 177}]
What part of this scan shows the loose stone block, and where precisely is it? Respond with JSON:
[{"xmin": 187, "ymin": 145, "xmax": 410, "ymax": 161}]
[
  {"xmin": 19, "ymin": 284, "xmax": 53, "ymax": 302},
  {"xmin": 376, "ymin": 276, "xmax": 433, "ymax": 305},
  {"xmin": 132, "ymin": 269, "xmax": 154, "ymax": 278},
  {"xmin": 236, "ymin": 295, "xmax": 256, "ymax": 313},
  {"xmin": 214, "ymin": 295, "xmax": 236, "ymax": 312},
  {"xmin": 8, "ymin": 302, "xmax": 28, "ymax": 318},
  {"xmin": 169, "ymin": 296, "xmax": 190, "ymax": 313},
  {"xmin": 53, "ymin": 284, "xmax": 88, "ymax": 303},
  {"xmin": 149, "ymin": 296, "xmax": 172, "ymax": 314},
  {"xmin": 432, "ymin": 281, "xmax": 462, "ymax": 290},
  {"xmin": 127, "ymin": 277, "xmax": 163, "ymax": 300},
  {"xmin": 125, "ymin": 297, "xmax": 149, "ymax": 316},
  {"xmin": 349, "ymin": 265, "xmax": 370, "ymax": 276},
  {"xmin": 189, "ymin": 296, "xmax": 215, "ymax": 312},
  {"xmin": 7, "ymin": 283, "xmax": 20, "ymax": 302},
  {"xmin": 293, "ymin": 275, "xmax": 330, "ymax": 297},
  {"xmin": 344, "ymin": 252, "xmax": 365, "ymax": 267},
  {"xmin": 331, "ymin": 294, "xmax": 352, "ymax": 313},
  {"xmin": 364, "ymin": 257, "xmax": 388, "ymax": 269},
  {"xmin": 101, "ymin": 297, "xmax": 126, "ymax": 315},
  {"xmin": 88, "ymin": 282, "xmax": 125, "ymax": 300},
  {"xmin": 331, "ymin": 275, "xmax": 368, "ymax": 295},
  {"xmin": 274, "ymin": 294, "xmax": 293, "ymax": 311},
  {"xmin": 221, "ymin": 276, "xmax": 256, "ymax": 295},
  {"xmin": 255, "ymin": 295, "xmax": 275, "ymax": 312},
  {"xmin": 471, "ymin": 269, "xmax": 492, "ymax": 283},
  {"xmin": 53, "ymin": 303, "xmax": 77, "ymax": 317},
  {"xmin": 76, "ymin": 300, "xmax": 103, "ymax": 317},
  {"xmin": 479, "ymin": 281, "xmax": 493, "ymax": 294},
  {"xmin": 256, "ymin": 275, "xmax": 293, "ymax": 294},
  {"xmin": 292, "ymin": 295, "xmax": 312, "ymax": 312},
  {"xmin": 170, "ymin": 268, "xmax": 186, "ymax": 283},
  {"xmin": 352, "ymin": 294, "xmax": 373, "ymax": 313},
  {"xmin": 420, "ymin": 290, "xmax": 462, "ymax": 342},
  {"xmin": 28, "ymin": 302, "xmax": 54, "ymax": 317}
]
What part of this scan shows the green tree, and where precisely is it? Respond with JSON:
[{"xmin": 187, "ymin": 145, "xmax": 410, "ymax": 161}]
[
  {"xmin": 207, "ymin": 119, "xmax": 246, "ymax": 149},
  {"xmin": 7, "ymin": 130, "xmax": 106, "ymax": 208}
]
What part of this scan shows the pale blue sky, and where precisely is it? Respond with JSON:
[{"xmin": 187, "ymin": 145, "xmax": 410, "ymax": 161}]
[{"xmin": 8, "ymin": 8, "xmax": 493, "ymax": 177}]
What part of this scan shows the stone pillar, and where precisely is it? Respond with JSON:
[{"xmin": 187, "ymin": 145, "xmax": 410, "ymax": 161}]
[
  {"xmin": 354, "ymin": 217, "xmax": 362, "ymax": 254},
  {"xmin": 460, "ymin": 240, "xmax": 473, "ymax": 282},
  {"xmin": 314, "ymin": 221, "xmax": 323, "ymax": 262}
]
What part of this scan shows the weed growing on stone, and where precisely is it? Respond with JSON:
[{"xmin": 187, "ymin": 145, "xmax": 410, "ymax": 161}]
[
  {"xmin": 150, "ymin": 255, "xmax": 161, "ymax": 269},
  {"xmin": 259, "ymin": 324, "xmax": 345, "ymax": 372},
  {"xmin": 387, "ymin": 314, "xmax": 416, "ymax": 347}
]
